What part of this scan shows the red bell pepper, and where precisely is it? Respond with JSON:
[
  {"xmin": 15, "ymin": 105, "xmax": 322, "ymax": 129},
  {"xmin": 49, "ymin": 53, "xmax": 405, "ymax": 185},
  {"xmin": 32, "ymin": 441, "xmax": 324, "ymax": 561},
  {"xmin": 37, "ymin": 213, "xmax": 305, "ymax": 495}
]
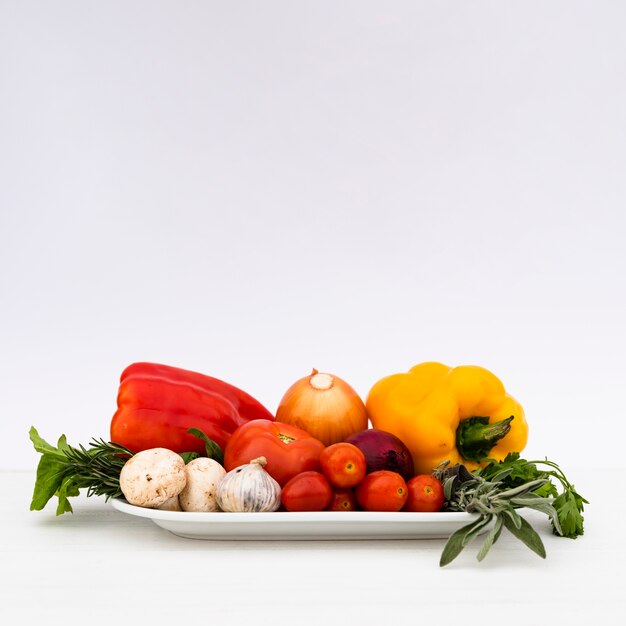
[
  {"xmin": 224, "ymin": 419, "xmax": 325, "ymax": 486},
  {"xmin": 110, "ymin": 362, "xmax": 274, "ymax": 454}
]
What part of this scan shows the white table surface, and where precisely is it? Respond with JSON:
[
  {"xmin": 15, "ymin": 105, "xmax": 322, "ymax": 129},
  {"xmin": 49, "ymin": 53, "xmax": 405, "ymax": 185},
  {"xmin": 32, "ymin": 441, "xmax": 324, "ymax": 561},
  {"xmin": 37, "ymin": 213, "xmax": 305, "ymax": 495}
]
[{"xmin": 2, "ymin": 468, "xmax": 623, "ymax": 625}]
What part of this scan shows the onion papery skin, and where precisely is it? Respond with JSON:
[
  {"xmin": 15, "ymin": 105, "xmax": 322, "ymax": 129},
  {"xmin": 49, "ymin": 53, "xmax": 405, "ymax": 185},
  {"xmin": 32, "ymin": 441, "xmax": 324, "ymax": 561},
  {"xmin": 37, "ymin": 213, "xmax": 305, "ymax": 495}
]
[
  {"xmin": 345, "ymin": 429, "xmax": 415, "ymax": 481},
  {"xmin": 275, "ymin": 370, "xmax": 369, "ymax": 446}
]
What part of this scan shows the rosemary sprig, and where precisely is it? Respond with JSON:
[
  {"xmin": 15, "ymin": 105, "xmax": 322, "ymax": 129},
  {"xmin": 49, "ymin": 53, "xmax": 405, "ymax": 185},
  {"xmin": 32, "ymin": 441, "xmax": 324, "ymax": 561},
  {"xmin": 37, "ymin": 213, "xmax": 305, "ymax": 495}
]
[{"xmin": 59, "ymin": 439, "xmax": 133, "ymax": 498}]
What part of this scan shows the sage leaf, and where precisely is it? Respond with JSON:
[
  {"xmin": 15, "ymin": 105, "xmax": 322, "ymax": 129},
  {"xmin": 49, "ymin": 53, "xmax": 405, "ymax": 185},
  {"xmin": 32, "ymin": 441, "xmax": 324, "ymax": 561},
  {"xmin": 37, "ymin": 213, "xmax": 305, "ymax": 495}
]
[
  {"xmin": 462, "ymin": 514, "xmax": 494, "ymax": 546},
  {"xmin": 440, "ymin": 517, "xmax": 486, "ymax": 567},
  {"xmin": 511, "ymin": 495, "xmax": 562, "ymax": 536},
  {"xmin": 477, "ymin": 515, "xmax": 504, "ymax": 562},
  {"xmin": 443, "ymin": 476, "xmax": 456, "ymax": 501},
  {"xmin": 503, "ymin": 508, "xmax": 523, "ymax": 530},
  {"xmin": 502, "ymin": 513, "xmax": 546, "ymax": 558},
  {"xmin": 495, "ymin": 479, "xmax": 550, "ymax": 501}
]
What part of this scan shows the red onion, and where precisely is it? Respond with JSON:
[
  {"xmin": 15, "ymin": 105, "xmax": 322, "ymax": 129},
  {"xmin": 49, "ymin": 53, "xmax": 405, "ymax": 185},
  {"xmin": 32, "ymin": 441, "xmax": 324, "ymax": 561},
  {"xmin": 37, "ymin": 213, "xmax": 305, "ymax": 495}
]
[{"xmin": 345, "ymin": 429, "xmax": 414, "ymax": 481}]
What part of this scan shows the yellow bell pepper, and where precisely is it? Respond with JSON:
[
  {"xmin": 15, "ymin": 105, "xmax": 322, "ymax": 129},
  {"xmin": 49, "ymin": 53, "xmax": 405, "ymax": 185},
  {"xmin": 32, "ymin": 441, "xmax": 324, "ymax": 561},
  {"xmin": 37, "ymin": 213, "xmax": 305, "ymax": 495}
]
[{"xmin": 366, "ymin": 362, "xmax": 528, "ymax": 475}]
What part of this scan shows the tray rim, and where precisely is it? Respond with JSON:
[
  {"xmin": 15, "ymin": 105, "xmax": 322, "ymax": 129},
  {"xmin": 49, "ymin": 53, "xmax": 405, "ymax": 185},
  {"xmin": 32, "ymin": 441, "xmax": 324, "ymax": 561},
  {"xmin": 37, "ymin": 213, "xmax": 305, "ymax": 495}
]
[{"xmin": 110, "ymin": 497, "xmax": 478, "ymax": 524}]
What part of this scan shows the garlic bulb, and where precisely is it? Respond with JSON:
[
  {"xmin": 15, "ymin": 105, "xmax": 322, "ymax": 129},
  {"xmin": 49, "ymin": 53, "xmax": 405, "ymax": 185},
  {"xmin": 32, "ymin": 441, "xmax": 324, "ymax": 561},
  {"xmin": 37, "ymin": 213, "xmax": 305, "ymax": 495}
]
[{"xmin": 216, "ymin": 457, "xmax": 281, "ymax": 512}]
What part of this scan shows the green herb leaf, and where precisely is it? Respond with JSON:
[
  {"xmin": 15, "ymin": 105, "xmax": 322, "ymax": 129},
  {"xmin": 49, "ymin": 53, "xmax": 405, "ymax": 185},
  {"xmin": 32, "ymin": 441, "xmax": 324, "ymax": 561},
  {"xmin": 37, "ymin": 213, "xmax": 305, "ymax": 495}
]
[
  {"xmin": 504, "ymin": 507, "xmax": 523, "ymax": 530},
  {"xmin": 180, "ymin": 451, "xmax": 201, "ymax": 464},
  {"xmin": 477, "ymin": 515, "xmax": 504, "ymax": 562},
  {"xmin": 57, "ymin": 434, "xmax": 71, "ymax": 454},
  {"xmin": 29, "ymin": 426, "xmax": 63, "ymax": 457},
  {"xmin": 494, "ymin": 478, "xmax": 550, "ymax": 501},
  {"xmin": 462, "ymin": 515, "xmax": 494, "ymax": 546},
  {"xmin": 502, "ymin": 512, "xmax": 546, "ymax": 558},
  {"xmin": 440, "ymin": 516, "xmax": 488, "ymax": 567},
  {"xmin": 30, "ymin": 453, "xmax": 68, "ymax": 511},
  {"xmin": 187, "ymin": 428, "xmax": 224, "ymax": 465},
  {"xmin": 442, "ymin": 475, "xmax": 457, "ymax": 501},
  {"xmin": 532, "ymin": 481, "xmax": 558, "ymax": 498},
  {"xmin": 553, "ymin": 490, "xmax": 586, "ymax": 538},
  {"xmin": 511, "ymin": 493, "xmax": 562, "ymax": 536},
  {"xmin": 56, "ymin": 476, "xmax": 79, "ymax": 515},
  {"xmin": 480, "ymin": 453, "xmax": 553, "ymax": 492}
]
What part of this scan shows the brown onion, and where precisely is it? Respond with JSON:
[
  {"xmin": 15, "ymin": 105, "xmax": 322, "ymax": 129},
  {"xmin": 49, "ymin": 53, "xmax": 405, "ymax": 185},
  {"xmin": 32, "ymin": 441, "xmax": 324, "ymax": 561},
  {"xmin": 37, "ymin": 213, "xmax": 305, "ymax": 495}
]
[{"xmin": 275, "ymin": 369, "xmax": 369, "ymax": 446}]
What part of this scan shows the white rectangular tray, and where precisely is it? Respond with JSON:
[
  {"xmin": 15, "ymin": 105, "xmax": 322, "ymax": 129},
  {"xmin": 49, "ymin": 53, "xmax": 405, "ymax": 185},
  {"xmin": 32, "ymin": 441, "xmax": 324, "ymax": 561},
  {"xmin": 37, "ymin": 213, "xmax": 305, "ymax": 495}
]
[{"xmin": 111, "ymin": 498, "xmax": 480, "ymax": 540}]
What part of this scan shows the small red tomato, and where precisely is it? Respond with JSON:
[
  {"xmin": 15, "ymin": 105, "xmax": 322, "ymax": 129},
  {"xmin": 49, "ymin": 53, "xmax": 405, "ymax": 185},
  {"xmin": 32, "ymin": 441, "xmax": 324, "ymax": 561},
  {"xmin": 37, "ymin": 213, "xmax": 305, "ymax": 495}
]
[
  {"xmin": 327, "ymin": 488, "xmax": 358, "ymax": 511},
  {"xmin": 404, "ymin": 474, "xmax": 445, "ymax": 512},
  {"xmin": 355, "ymin": 470, "xmax": 408, "ymax": 512},
  {"xmin": 281, "ymin": 471, "xmax": 333, "ymax": 512},
  {"xmin": 320, "ymin": 442, "xmax": 367, "ymax": 488}
]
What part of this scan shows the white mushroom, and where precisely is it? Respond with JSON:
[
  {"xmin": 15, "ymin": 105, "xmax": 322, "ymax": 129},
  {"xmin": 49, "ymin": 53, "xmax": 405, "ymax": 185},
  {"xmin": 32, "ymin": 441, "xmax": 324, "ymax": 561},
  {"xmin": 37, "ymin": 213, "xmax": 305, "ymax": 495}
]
[
  {"xmin": 157, "ymin": 495, "xmax": 182, "ymax": 511},
  {"xmin": 179, "ymin": 457, "xmax": 226, "ymax": 512},
  {"xmin": 119, "ymin": 448, "xmax": 187, "ymax": 508}
]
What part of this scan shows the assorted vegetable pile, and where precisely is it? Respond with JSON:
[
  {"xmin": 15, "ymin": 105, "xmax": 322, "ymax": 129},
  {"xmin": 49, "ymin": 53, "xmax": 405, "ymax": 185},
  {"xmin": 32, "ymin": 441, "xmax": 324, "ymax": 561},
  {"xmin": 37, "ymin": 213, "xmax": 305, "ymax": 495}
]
[{"xmin": 30, "ymin": 361, "xmax": 587, "ymax": 566}]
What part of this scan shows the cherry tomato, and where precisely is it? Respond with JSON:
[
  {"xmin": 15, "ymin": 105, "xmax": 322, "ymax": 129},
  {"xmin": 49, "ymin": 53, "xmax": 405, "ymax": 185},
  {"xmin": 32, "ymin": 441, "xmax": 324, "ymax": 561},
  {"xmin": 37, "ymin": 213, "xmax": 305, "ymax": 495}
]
[
  {"xmin": 404, "ymin": 474, "xmax": 445, "ymax": 512},
  {"xmin": 327, "ymin": 488, "xmax": 358, "ymax": 511},
  {"xmin": 281, "ymin": 471, "xmax": 333, "ymax": 512},
  {"xmin": 355, "ymin": 470, "xmax": 408, "ymax": 512},
  {"xmin": 320, "ymin": 442, "xmax": 367, "ymax": 488},
  {"xmin": 224, "ymin": 420, "xmax": 325, "ymax": 487}
]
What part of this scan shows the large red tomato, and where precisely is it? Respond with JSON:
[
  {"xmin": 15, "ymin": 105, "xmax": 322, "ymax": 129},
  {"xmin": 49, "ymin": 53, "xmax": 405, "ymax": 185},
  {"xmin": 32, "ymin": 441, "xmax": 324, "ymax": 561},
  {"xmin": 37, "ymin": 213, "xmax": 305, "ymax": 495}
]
[{"xmin": 224, "ymin": 420, "xmax": 325, "ymax": 487}]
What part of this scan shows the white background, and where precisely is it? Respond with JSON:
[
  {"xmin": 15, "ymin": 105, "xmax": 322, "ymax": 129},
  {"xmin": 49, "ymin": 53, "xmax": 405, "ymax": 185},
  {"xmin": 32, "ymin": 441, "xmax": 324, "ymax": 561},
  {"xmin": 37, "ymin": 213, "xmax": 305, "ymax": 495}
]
[
  {"xmin": 2, "ymin": 4, "xmax": 626, "ymax": 625},
  {"xmin": 1, "ymin": 0, "xmax": 625, "ymax": 477}
]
